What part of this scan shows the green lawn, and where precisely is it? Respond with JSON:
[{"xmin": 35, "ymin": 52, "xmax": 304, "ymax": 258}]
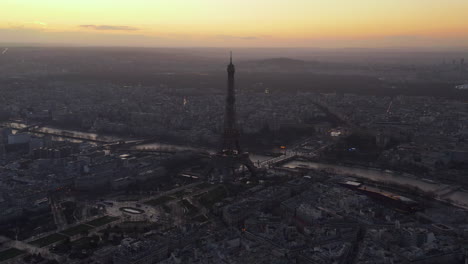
[
  {"xmin": 197, "ymin": 186, "xmax": 227, "ymax": 208},
  {"xmin": 0, "ymin": 248, "xmax": 25, "ymax": 262},
  {"xmin": 195, "ymin": 182, "xmax": 213, "ymax": 190},
  {"xmin": 144, "ymin": 196, "xmax": 174, "ymax": 206},
  {"xmin": 70, "ymin": 236, "xmax": 99, "ymax": 250},
  {"xmin": 86, "ymin": 216, "xmax": 119, "ymax": 227},
  {"xmin": 60, "ymin": 224, "xmax": 93, "ymax": 237},
  {"xmin": 172, "ymin": 190, "xmax": 190, "ymax": 198},
  {"xmin": 30, "ymin": 233, "xmax": 68, "ymax": 247}
]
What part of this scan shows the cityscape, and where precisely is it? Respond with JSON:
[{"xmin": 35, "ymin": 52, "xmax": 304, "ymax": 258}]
[{"xmin": 1, "ymin": 1, "xmax": 468, "ymax": 264}]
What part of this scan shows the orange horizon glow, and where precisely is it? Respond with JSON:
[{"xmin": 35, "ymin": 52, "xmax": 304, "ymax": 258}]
[{"xmin": 1, "ymin": 0, "xmax": 468, "ymax": 48}]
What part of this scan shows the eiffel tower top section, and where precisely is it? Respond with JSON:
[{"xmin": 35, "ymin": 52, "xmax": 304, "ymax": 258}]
[{"xmin": 221, "ymin": 52, "xmax": 241, "ymax": 154}]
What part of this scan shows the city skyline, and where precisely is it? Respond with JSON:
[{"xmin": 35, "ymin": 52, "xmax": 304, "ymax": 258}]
[
  {"xmin": 1, "ymin": 2, "xmax": 468, "ymax": 263},
  {"xmin": 1, "ymin": 0, "xmax": 468, "ymax": 48}
]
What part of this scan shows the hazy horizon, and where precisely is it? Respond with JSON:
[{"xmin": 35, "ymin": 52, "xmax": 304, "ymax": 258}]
[
  {"xmin": 2, "ymin": 42, "xmax": 468, "ymax": 51},
  {"xmin": 2, "ymin": 0, "xmax": 468, "ymax": 48}
]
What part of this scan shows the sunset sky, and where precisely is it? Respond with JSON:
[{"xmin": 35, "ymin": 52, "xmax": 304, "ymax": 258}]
[{"xmin": 1, "ymin": 0, "xmax": 468, "ymax": 48}]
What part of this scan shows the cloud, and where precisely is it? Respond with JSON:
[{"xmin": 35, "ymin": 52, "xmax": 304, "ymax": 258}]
[
  {"xmin": 32, "ymin": 21, "xmax": 47, "ymax": 26},
  {"xmin": 8, "ymin": 21, "xmax": 48, "ymax": 29},
  {"xmin": 217, "ymin": 35, "xmax": 258, "ymax": 40},
  {"xmin": 1, "ymin": 27, "xmax": 468, "ymax": 48},
  {"xmin": 379, "ymin": 34, "xmax": 428, "ymax": 41},
  {"xmin": 79, "ymin": 25, "xmax": 139, "ymax": 31},
  {"xmin": 239, "ymin": 36, "xmax": 257, "ymax": 40},
  {"xmin": 0, "ymin": 27, "xmax": 161, "ymax": 47}
]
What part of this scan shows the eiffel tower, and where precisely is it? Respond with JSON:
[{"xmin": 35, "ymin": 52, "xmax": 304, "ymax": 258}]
[{"xmin": 206, "ymin": 53, "xmax": 256, "ymax": 182}]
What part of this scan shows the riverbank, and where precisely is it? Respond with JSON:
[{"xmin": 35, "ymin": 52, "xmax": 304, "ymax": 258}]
[
  {"xmin": 1, "ymin": 121, "xmax": 287, "ymax": 156},
  {"xmin": 282, "ymin": 159, "xmax": 468, "ymax": 210}
]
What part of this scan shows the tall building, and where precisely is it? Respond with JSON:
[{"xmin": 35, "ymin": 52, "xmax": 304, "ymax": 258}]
[
  {"xmin": 206, "ymin": 53, "xmax": 256, "ymax": 182},
  {"xmin": 222, "ymin": 53, "xmax": 241, "ymax": 154}
]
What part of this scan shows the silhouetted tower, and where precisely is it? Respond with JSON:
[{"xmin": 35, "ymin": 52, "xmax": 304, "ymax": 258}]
[
  {"xmin": 206, "ymin": 53, "xmax": 256, "ymax": 182},
  {"xmin": 222, "ymin": 52, "xmax": 241, "ymax": 154}
]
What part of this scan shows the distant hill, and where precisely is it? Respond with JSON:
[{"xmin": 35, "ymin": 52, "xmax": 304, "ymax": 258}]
[
  {"xmin": 243, "ymin": 57, "xmax": 320, "ymax": 69},
  {"xmin": 257, "ymin": 57, "xmax": 307, "ymax": 65}
]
